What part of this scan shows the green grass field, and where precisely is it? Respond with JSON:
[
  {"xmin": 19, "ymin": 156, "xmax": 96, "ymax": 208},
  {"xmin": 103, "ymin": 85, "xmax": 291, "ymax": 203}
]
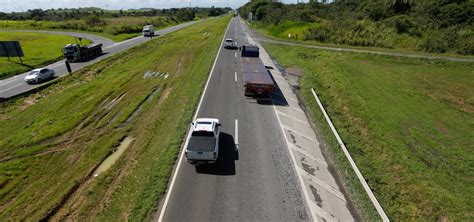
[
  {"xmin": 263, "ymin": 43, "xmax": 474, "ymax": 221},
  {"xmin": 0, "ymin": 16, "xmax": 182, "ymax": 42},
  {"xmin": 0, "ymin": 16, "xmax": 230, "ymax": 220},
  {"xmin": 254, "ymin": 22, "xmax": 474, "ymax": 59},
  {"xmin": 0, "ymin": 32, "xmax": 91, "ymax": 80}
]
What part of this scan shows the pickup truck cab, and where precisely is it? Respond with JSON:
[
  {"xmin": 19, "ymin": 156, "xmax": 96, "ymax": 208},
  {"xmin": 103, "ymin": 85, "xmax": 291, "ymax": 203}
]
[
  {"xmin": 143, "ymin": 25, "xmax": 155, "ymax": 37},
  {"xmin": 185, "ymin": 118, "xmax": 221, "ymax": 165}
]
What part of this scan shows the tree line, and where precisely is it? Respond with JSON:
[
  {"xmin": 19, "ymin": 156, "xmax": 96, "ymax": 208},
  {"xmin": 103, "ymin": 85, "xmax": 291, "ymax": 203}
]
[
  {"xmin": 0, "ymin": 7, "xmax": 230, "ymax": 22},
  {"xmin": 239, "ymin": 0, "xmax": 473, "ymax": 54}
]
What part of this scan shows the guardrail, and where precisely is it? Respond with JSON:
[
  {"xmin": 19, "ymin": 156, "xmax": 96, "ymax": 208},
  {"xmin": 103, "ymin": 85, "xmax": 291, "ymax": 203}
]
[{"xmin": 311, "ymin": 88, "xmax": 389, "ymax": 222}]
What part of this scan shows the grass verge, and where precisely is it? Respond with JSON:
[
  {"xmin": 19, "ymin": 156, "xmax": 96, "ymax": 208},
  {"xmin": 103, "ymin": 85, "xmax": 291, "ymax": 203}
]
[
  {"xmin": 0, "ymin": 15, "xmax": 230, "ymax": 221},
  {"xmin": 0, "ymin": 32, "xmax": 91, "ymax": 80},
  {"xmin": 0, "ymin": 16, "xmax": 188, "ymax": 42},
  {"xmin": 263, "ymin": 42, "xmax": 474, "ymax": 221},
  {"xmin": 253, "ymin": 22, "xmax": 474, "ymax": 60}
]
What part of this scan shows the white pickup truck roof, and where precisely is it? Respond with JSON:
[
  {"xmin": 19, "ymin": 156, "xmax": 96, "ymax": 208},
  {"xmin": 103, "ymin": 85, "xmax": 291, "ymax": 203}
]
[{"xmin": 193, "ymin": 118, "xmax": 219, "ymax": 132}]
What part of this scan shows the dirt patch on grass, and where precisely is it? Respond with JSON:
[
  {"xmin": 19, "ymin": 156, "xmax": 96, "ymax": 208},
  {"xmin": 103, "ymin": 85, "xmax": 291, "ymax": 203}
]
[
  {"xmin": 157, "ymin": 87, "xmax": 172, "ymax": 107},
  {"xmin": 0, "ymin": 113, "xmax": 10, "ymax": 120},
  {"xmin": 93, "ymin": 137, "xmax": 135, "ymax": 177},
  {"xmin": 430, "ymin": 91, "xmax": 474, "ymax": 114},
  {"xmin": 17, "ymin": 94, "xmax": 41, "ymax": 111},
  {"xmin": 103, "ymin": 93, "xmax": 126, "ymax": 111}
]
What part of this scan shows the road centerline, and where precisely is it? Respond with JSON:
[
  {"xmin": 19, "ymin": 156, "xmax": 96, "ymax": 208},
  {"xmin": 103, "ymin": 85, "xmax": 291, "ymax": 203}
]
[{"xmin": 156, "ymin": 18, "xmax": 233, "ymax": 222}]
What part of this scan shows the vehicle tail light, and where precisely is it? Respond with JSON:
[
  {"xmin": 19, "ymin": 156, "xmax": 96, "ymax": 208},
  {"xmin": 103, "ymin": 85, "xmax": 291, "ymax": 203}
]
[{"xmin": 213, "ymin": 152, "xmax": 217, "ymax": 160}]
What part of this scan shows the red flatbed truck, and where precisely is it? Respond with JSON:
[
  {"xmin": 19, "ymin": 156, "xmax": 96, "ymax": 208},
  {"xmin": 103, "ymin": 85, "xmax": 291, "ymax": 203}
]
[{"xmin": 240, "ymin": 45, "xmax": 274, "ymax": 97}]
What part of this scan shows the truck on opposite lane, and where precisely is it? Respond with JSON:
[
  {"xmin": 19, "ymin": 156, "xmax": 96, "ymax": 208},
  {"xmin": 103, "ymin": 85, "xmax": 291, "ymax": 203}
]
[
  {"xmin": 143, "ymin": 25, "xmax": 155, "ymax": 37},
  {"xmin": 62, "ymin": 43, "xmax": 103, "ymax": 62},
  {"xmin": 240, "ymin": 45, "xmax": 274, "ymax": 97},
  {"xmin": 185, "ymin": 118, "xmax": 221, "ymax": 165}
]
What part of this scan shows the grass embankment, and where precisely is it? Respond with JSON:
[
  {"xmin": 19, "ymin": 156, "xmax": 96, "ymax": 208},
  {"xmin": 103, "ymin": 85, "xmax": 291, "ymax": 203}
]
[
  {"xmin": 254, "ymin": 21, "xmax": 474, "ymax": 59},
  {"xmin": 0, "ymin": 32, "xmax": 91, "ymax": 80},
  {"xmin": 0, "ymin": 16, "xmax": 230, "ymax": 220},
  {"xmin": 0, "ymin": 16, "xmax": 186, "ymax": 42},
  {"xmin": 263, "ymin": 43, "xmax": 474, "ymax": 221}
]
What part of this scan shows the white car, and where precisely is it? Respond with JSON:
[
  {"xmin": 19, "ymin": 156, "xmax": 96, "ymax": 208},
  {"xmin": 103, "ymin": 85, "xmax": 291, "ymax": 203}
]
[
  {"xmin": 224, "ymin": 38, "xmax": 237, "ymax": 49},
  {"xmin": 185, "ymin": 118, "xmax": 221, "ymax": 165},
  {"xmin": 24, "ymin": 68, "xmax": 55, "ymax": 84}
]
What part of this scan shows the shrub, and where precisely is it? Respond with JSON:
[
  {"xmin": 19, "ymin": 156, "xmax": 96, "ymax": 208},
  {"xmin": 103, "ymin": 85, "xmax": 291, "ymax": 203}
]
[
  {"xmin": 84, "ymin": 15, "xmax": 107, "ymax": 27},
  {"xmin": 455, "ymin": 28, "xmax": 474, "ymax": 55},
  {"xmin": 107, "ymin": 25, "xmax": 142, "ymax": 35},
  {"xmin": 384, "ymin": 15, "xmax": 420, "ymax": 36},
  {"xmin": 303, "ymin": 20, "xmax": 395, "ymax": 48},
  {"xmin": 418, "ymin": 31, "xmax": 449, "ymax": 53}
]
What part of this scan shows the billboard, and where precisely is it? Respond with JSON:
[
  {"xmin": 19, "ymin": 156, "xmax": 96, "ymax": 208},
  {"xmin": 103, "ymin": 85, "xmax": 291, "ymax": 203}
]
[{"xmin": 0, "ymin": 41, "xmax": 24, "ymax": 57}]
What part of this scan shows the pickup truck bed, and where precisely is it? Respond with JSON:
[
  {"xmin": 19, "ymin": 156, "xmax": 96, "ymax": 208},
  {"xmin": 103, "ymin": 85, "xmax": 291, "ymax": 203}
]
[{"xmin": 187, "ymin": 137, "xmax": 217, "ymax": 152}]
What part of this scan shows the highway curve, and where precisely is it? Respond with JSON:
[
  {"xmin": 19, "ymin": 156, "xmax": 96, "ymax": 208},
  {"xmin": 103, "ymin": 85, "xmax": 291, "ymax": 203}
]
[{"xmin": 0, "ymin": 21, "xmax": 199, "ymax": 100}]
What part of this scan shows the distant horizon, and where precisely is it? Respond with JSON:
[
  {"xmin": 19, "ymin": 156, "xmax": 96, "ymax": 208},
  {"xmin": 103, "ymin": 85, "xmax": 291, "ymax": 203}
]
[{"xmin": 0, "ymin": 0, "xmax": 308, "ymax": 13}]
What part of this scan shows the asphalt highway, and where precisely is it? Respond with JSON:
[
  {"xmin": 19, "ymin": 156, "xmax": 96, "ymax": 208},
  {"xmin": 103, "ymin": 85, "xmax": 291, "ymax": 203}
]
[
  {"xmin": 0, "ymin": 21, "xmax": 198, "ymax": 99},
  {"xmin": 157, "ymin": 17, "xmax": 310, "ymax": 222}
]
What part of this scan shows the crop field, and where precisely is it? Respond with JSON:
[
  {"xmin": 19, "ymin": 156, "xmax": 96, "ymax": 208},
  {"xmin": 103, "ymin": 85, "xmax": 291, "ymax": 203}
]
[
  {"xmin": 0, "ymin": 32, "xmax": 91, "ymax": 80},
  {"xmin": 263, "ymin": 43, "xmax": 474, "ymax": 221},
  {"xmin": 0, "ymin": 16, "xmax": 230, "ymax": 221}
]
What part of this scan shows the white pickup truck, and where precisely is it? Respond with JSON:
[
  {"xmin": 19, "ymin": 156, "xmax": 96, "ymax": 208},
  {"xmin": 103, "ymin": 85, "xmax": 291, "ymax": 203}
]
[{"xmin": 185, "ymin": 118, "xmax": 221, "ymax": 165}]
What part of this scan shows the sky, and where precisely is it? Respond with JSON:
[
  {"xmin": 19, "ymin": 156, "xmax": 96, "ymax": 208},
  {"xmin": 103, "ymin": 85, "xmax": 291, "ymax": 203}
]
[{"xmin": 0, "ymin": 0, "xmax": 308, "ymax": 13}]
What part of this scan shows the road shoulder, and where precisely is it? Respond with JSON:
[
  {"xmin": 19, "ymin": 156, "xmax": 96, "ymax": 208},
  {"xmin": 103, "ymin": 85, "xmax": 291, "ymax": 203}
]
[{"xmin": 242, "ymin": 20, "xmax": 359, "ymax": 222}]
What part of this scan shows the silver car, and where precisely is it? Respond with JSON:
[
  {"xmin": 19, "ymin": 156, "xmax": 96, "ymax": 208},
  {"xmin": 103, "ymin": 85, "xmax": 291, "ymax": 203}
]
[{"xmin": 24, "ymin": 68, "xmax": 55, "ymax": 84}]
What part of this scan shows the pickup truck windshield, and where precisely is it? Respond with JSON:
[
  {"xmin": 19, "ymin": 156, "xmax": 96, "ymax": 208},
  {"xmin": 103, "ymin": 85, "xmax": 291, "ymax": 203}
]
[{"xmin": 192, "ymin": 131, "xmax": 214, "ymax": 137}]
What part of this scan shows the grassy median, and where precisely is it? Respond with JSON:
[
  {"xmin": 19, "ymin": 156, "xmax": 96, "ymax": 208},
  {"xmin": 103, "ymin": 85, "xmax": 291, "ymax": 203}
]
[
  {"xmin": 263, "ymin": 43, "xmax": 474, "ymax": 221},
  {"xmin": 0, "ymin": 32, "xmax": 91, "ymax": 80},
  {"xmin": 0, "ymin": 16, "xmax": 230, "ymax": 221}
]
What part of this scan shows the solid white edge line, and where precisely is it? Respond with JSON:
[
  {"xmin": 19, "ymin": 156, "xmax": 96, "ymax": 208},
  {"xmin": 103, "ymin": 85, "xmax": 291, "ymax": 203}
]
[
  {"xmin": 157, "ymin": 17, "xmax": 233, "ymax": 222},
  {"xmin": 311, "ymin": 88, "xmax": 389, "ymax": 222},
  {"xmin": 270, "ymin": 95, "xmax": 319, "ymax": 222},
  {"xmin": 235, "ymin": 119, "xmax": 239, "ymax": 149},
  {"xmin": 240, "ymin": 19, "xmax": 319, "ymax": 221},
  {"xmin": 234, "ymin": 71, "xmax": 237, "ymax": 82}
]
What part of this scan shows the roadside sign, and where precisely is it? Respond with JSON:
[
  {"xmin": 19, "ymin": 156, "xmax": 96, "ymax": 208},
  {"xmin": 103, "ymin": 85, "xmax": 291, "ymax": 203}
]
[{"xmin": 0, "ymin": 41, "xmax": 24, "ymax": 63}]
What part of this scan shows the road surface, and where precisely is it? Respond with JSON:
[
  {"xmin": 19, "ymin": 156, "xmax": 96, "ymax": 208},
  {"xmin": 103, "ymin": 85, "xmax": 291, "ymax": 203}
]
[
  {"xmin": 0, "ymin": 21, "xmax": 199, "ymax": 100},
  {"xmin": 157, "ymin": 17, "xmax": 310, "ymax": 221},
  {"xmin": 157, "ymin": 16, "xmax": 364, "ymax": 222}
]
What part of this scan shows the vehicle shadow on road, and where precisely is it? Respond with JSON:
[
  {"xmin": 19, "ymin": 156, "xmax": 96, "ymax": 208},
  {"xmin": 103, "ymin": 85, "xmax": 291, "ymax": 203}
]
[{"xmin": 195, "ymin": 132, "xmax": 238, "ymax": 176}]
